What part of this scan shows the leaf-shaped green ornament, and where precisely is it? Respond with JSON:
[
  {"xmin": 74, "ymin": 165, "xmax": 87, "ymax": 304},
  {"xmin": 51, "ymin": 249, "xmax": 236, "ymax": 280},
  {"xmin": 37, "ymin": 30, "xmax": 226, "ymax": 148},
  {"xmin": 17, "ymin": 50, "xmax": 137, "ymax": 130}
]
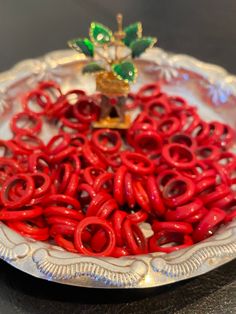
[
  {"xmin": 82, "ymin": 62, "xmax": 105, "ymax": 74},
  {"xmin": 130, "ymin": 37, "xmax": 157, "ymax": 58},
  {"xmin": 68, "ymin": 38, "xmax": 94, "ymax": 57},
  {"xmin": 90, "ymin": 22, "xmax": 112, "ymax": 45},
  {"xmin": 112, "ymin": 61, "xmax": 137, "ymax": 83},
  {"xmin": 123, "ymin": 22, "xmax": 142, "ymax": 47}
]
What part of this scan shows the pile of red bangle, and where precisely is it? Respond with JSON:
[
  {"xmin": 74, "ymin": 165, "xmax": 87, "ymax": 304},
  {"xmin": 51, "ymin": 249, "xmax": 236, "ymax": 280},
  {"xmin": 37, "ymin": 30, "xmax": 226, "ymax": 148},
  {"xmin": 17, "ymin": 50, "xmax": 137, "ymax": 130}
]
[{"xmin": 0, "ymin": 80, "xmax": 236, "ymax": 257}]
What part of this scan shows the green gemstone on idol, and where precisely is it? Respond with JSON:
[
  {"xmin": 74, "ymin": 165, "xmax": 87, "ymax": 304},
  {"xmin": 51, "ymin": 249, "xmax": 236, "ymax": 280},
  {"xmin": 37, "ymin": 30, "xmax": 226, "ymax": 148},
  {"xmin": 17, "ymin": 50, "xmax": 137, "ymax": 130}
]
[
  {"xmin": 70, "ymin": 38, "xmax": 94, "ymax": 57},
  {"xmin": 123, "ymin": 22, "xmax": 142, "ymax": 47},
  {"xmin": 82, "ymin": 62, "xmax": 105, "ymax": 73},
  {"xmin": 130, "ymin": 37, "xmax": 157, "ymax": 58},
  {"xmin": 112, "ymin": 61, "xmax": 137, "ymax": 83},
  {"xmin": 90, "ymin": 22, "xmax": 112, "ymax": 44}
]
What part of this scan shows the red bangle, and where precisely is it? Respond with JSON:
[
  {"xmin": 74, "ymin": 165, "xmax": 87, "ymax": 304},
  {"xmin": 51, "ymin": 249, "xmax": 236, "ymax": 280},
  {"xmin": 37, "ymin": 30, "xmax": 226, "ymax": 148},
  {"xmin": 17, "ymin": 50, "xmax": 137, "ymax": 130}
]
[
  {"xmin": 46, "ymin": 134, "xmax": 71, "ymax": 155},
  {"xmin": 162, "ymin": 143, "xmax": 196, "ymax": 169},
  {"xmin": 50, "ymin": 223, "xmax": 75, "ymax": 237},
  {"xmin": 44, "ymin": 206, "xmax": 84, "ymax": 221},
  {"xmin": 22, "ymin": 89, "xmax": 51, "ymax": 115},
  {"xmin": 121, "ymin": 152, "xmax": 154, "ymax": 175},
  {"xmin": 195, "ymin": 145, "xmax": 220, "ymax": 162},
  {"xmin": 96, "ymin": 198, "xmax": 118, "ymax": 219},
  {"xmin": 156, "ymin": 169, "xmax": 181, "ymax": 191},
  {"xmin": 144, "ymin": 98, "xmax": 170, "ymax": 118},
  {"xmin": 124, "ymin": 172, "xmax": 136, "ymax": 208},
  {"xmin": 157, "ymin": 117, "xmax": 181, "ymax": 136},
  {"xmin": 165, "ymin": 198, "xmax": 203, "ymax": 221},
  {"xmin": 167, "ymin": 96, "xmax": 187, "ymax": 112},
  {"xmin": 105, "ymin": 153, "xmax": 122, "ymax": 169},
  {"xmin": 220, "ymin": 124, "xmax": 235, "ymax": 148},
  {"xmin": 169, "ymin": 133, "xmax": 197, "ymax": 149},
  {"xmin": 147, "ymin": 175, "xmax": 165, "ymax": 216},
  {"xmin": 73, "ymin": 98, "xmax": 100, "ymax": 123},
  {"xmin": 91, "ymin": 129, "xmax": 122, "ymax": 154},
  {"xmin": 60, "ymin": 106, "xmax": 90, "ymax": 131},
  {"xmin": 137, "ymin": 83, "xmax": 161, "ymax": 102},
  {"xmin": 195, "ymin": 176, "xmax": 216, "ymax": 193},
  {"xmin": 114, "ymin": 165, "xmax": 127, "ymax": 206},
  {"xmin": 111, "ymin": 246, "xmax": 129, "ymax": 257},
  {"xmin": 77, "ymin": 183, "xmax": 96, "ymax": 209},
  {"xmin": 193, "ymin": 208, "xmax": 226, "ymax": 242},
  {"xmin": 190, "ymin": 121, "xmax": 210, "ymax": 144},
  {"xmin": 74, "ymin": 216, "xmax": 116, "ymax": 256},
  {"xmin": 86, "ymin": 192, "xmax": 111, "ymax": 216},
  {"xmin": 90, "ymin": 229, "xmax": 108, "ymax": 253},
  {"xmin": 28, "ymin": 152, "xmax": 51, "ymax": 173},
  {"xmin": 0, "ymin": 157, "xmax": 24, "ymax": 174},
  {"xmin": 43, "ymin": 194, "xmax": 81, "ymax": 210},
  {"xmin": 65, "ymin": 173, "xmax": 79, "ymax": 197},
  {"xmin": 133, "ymin": 130, "xmax": 162, "ymax": 154},
  {"xmin": 0, "ymin": 140, "xmax": 14, "ymax": 158},
  {"xmin": 1, "ymin": 174, "xmax": 35, "ymax": 209},
  {"xmin": 123, "ymin": 219, "xmax": 147, "ymax": 254},
  {"xmin": 210, "ymin": 192, "xmax": 234, "ymax": 209},
  {"xmin": 10, "ymin": 111, "xmax": 42, "ymax": 135},
  {"xmin": 112, "ymin": 210, "xmax": 127, "ymax": 246},
  {"xmin": 55, "ymin": 234, "xmax": 77, "ymax": 253},
  {"xmin": 82, "ymin": 143, "xmax": 107, "ymax": 169},
  {"xmin": 200, "ymin": 184, "xmax": 230, "ymax": 205},
  {"xmin": 46, "ymin": 216, "xmax": 78, "ymax": 228},
  {"xmin": 127, "ymin": 209, "xmax": 148, "ymax": 224},
  {"xmin": 7, "ymin": 219, "xmax": 49, "ymax": 240},
  {"xmin": 149, "ymin": 231, "xmax": 193, "ymax": 253},
  {"xmin": 0, "ymin": 206, "xmax": 42, "ymax": 221},
  {"xmin": 93, "ymin": 172, "xmax": 114, "ymax": 193},
  {"xmin": 162, "ymin": 176, "xmax": 195, "ymax": 207},
  {"xmin": 31, "ymin": 172, "xmax": 51, "ymax": 197},
  {"xmin": 152, "ymin": 221, "xmax": 193, "ymax": 234},
  {"xmin": 70, "ymin": 133, "xmax": 87, "ymax": 154},
  {"xmin": 83, "ymin": 166, "xmax": 105, "ymax": 185},
  {"xmin": 37, "ymin": 80, "xmax": 62, "ymax": 97},
  {"xmin": 13, "ymin": 134, "xmax": 45, "ymax": 152},
  {"xmin": 185, "ymin": 207, "xmax": 208, "ymax": 224},
  {"xmin": 54, "ymin": 163, "xmax": 73, "ymax": 193},
  {"xmin": 133, "ymin": 179, "xmax": 151, "ymax": 214}
]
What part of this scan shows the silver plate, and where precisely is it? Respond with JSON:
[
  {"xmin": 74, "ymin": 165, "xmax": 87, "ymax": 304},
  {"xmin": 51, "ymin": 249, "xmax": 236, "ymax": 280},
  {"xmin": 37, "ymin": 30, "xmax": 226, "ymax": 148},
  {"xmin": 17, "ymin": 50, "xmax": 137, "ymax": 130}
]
[{"xmin": 0, "ymin": 48, "xmax": 235, "ymax": 289}]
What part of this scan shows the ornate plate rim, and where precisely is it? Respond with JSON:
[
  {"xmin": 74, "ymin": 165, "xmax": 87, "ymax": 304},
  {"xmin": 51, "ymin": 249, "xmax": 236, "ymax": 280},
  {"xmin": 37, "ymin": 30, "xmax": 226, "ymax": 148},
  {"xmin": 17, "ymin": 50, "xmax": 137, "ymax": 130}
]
[{"xmin": 0, "ymin": 48, "xmax": 235, "ymax": 289}]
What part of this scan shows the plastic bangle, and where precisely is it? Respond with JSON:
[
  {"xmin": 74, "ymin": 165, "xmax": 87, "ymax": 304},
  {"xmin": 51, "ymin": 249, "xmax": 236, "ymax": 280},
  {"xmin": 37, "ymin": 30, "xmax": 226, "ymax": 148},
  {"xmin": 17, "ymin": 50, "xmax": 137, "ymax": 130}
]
[
  {"xmin": 123, "ymin": 219, "xmax": 148, "ymax": 254},
  {"xmin": 162, "ymin": 143, "xmax": 196, "ymax": 169},
  {"xmin": 22, "ymin": 89, "xmax": 51, "ymax": 115},
  {"xmin": 147, "ymin": 175, "xmax": 165, "ymax": 216},
  {"xmin": 137, "ymin": 83, "xmax": 161, "ymax": 101},
  {"xmin": 193, "ymin": 208, "xmax": 226, "ymax": 242},
  {"xmin": 114, "ymin": 165, "xmax": 127, "ymax": 205},
  {"xmin": 74, "ymin": 216, "xmax": 116, "ymax": 256},
  {"xmin": 149, "ymin": 231, "xmax": 193, "ymax": 253},
  {"xmin": 165, "ymin": 198, "xmax": 203, "ymax": 221},
  {"xmin": 121, "ymin": 152, "xmax": 154, "ymax": 175},
  {"xmin": 162, "ymin": 176, "xmax": 195, "ymax": 207},
  {"xmin": 91, "ymin": 129, "xmax": 122, "ymax": 154},
  {"xmin": 124, "ymin": 172, "xmax": 136, "ymax": 208},
  {"xmin": 10, "ymin": 111, "xmax": 42, "ymax": 135},
  {"xmin": 1, "ymin": 174, "xmax": 35, "ymax": 209},
  {"xmin": 0, "ymin": 206, "xmax": 42, "ymax": 221}
]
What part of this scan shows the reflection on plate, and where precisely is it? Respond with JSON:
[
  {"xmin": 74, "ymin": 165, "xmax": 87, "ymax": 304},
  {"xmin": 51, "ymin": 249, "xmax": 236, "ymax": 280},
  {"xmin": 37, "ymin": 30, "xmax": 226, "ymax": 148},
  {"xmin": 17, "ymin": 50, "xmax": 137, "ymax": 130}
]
[{"xmin": 0, "ymin": 48, "xmax": 235, "ymax": 288}]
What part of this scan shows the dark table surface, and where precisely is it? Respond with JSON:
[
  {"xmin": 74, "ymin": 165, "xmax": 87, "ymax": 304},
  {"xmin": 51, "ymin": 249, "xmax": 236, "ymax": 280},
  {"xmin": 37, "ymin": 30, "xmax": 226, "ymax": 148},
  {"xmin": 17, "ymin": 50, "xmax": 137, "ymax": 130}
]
[{"xmin": 0, "ymin": 1, "xmax": 236, "ymax": 313}]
